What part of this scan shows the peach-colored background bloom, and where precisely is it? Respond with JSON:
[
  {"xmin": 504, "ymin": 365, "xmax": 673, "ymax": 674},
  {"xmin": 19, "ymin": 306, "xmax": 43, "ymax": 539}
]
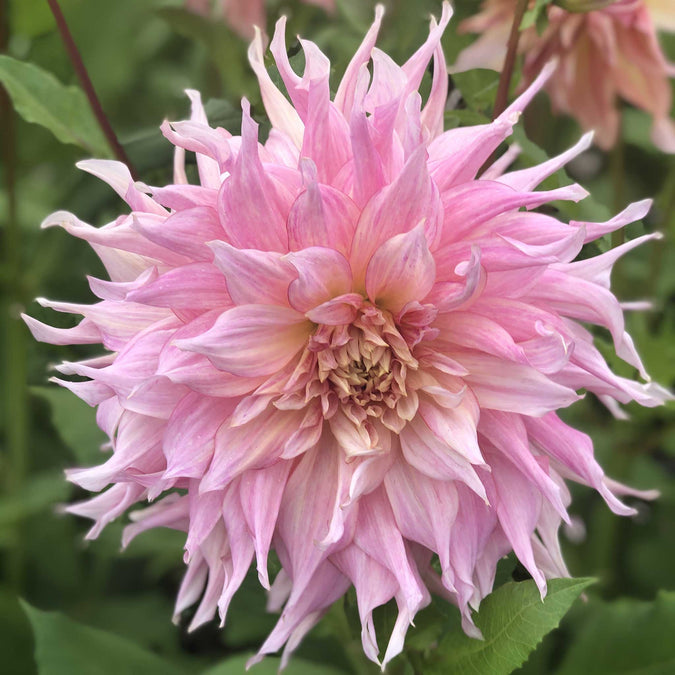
[
  {"xmin": 185, "ymin": 0, "xmax": 335, "ymax": 39},
  {"xmin": 454, "ymin": 0, "xmax": 675, "ymax": 151}
]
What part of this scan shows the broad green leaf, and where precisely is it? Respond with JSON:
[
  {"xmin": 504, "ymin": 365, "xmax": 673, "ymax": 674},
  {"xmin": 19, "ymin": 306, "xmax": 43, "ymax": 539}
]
[
  {"xmin": 0, "ymin": 55, "xmax": 111, "ymax": 157},
  {"xmin": 555, "ymin": 591, "xmax": 675, "ymax": 675},
  {"xmin": 202, "ymin": 653, "xmax": 347, "ymax": 675},
  {"xmin": 31, "ymin": 386, "xmax": 106, "ymax": 465},
  {"xmin": 429, "ymin": 577, "xmax": 594, "ymax": 675},
  {"xmin": 21, "ymin": 602, "xmax": 187, "ymax": 675}
]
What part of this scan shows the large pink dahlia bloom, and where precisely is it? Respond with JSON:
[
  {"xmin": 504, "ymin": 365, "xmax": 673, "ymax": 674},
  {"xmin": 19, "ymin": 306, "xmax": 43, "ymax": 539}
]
[
  {"xmin": 453, "ymin": 0, "xmax": 675, "ymax": 151},
  {"xmin": 26, "ymin": 3, "xmax": 669, "ymax": 668},
  {"xmin": 185, "ymin": 0, "xmax": 335, "ymax": 40}
]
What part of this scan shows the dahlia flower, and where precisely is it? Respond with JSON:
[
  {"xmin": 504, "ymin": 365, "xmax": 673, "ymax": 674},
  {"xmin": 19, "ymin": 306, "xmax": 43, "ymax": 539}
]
[
  {"xmin": 25, "ymin": 2, "xmax": 668, "ymax": 668},
  {"xmin": 185, "ymin": 0, "xmax": 335, "ymax": 39},
  {"xmin": 453, "ymin": 0, "xmax": 675, "ymax": 151}
]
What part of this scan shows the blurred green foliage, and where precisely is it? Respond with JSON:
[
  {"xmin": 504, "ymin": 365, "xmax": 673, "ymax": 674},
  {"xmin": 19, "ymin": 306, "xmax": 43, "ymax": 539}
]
[{"xmin": 1, "ymin": 0, "xmax": 674, "ymax": 674}]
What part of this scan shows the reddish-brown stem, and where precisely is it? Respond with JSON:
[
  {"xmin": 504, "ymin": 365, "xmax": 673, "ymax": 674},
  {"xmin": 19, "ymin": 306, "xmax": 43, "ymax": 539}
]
[
  {"xmin": 492, "ymin": 0, "xmax": 530, "ymax": 119},
  {"xmin": 46, "ymin": 0, "xmax": 137, "ymax": 176}
]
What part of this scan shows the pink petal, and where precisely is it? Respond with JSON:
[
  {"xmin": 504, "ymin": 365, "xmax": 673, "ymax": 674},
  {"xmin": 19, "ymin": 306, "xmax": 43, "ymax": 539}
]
[
  {"xmin": 350, "ymin": 145, "xmax": 442, "ymax": 286},
  {"xmin": 240, "ymin": 461, "xmax": 293, "ymax": 589},
  {"xmin": 400, "ymin": 415, "xmax": 487, "ymax": 499},
  {"xmin": 456, "ymin": 352, "xmax": 581, "ymax": 416},
  {"xmin": 175, "ymin": 304, "xmax": 311, "ymax": 377},
  {"xmin": 248, "ymin": 27, "xmax": 304, "ymax": 148},
  {"xmin": 217, "ymin": 101, "xmax": 290, "ymax": 252},
  {"xmin": 209, "ymin": 241, "xmax": 295, "ymax": 306},
  {"xmin": 365, "ymin": 224, "xmax": 436, "ymax": 314},
  {"xmin": 287, "ymin": 181, "xmax": 359, "ymax": 257},
  {"xmin": 285, "ymin": 247, "xmax": 353, "ymax": 312}
]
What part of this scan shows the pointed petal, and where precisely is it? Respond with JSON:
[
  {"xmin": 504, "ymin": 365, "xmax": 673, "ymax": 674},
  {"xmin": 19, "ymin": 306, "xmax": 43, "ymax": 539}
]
[
  {"xmin": 175, "ymin": 304, "xmax": 311, "ymax": 377},
  {"xmin": 365, "ymin": 224, "xmax": 436, "ymax": 314}
]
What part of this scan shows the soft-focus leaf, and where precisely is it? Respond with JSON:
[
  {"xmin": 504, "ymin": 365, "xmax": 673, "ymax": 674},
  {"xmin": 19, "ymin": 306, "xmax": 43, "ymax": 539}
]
[
  {"xmin": 9, "ymin": 0, "xmax": 81, "ymax": 38},
  {"xmin": 451, "ymin": 69, "xmax": 500, "ymax": 113},
  {"xmin": 204, "ymin": 97, "xmax": 243, "ymax": 134},
  {"xmin": 22, "ymin": 602, "xmax": 187, "ymax": 675},
  {"xmin": 429, "ymin": 578, "xmax": 594, "ymax": 675},
  {"xmin": 202, "ymin": 653, "xmax": 347, "ymax": 675},
  {"xmin": 222, "ymin": 568, "xmax": 276, "ymax": 649},
  {"xmin": 31, "ymin": 386, "xmax": 106, "ymax": 465},
  {"xmin": 91, "ymin": 522, "xmax": 185, "ymax": 580},
  {"xmin": 555, "ymin": 592, "xmax": 675, "ymax": 674},
  {"xmin": 156, "ymin": 8, "xmax": 254, "ymax": 97},
  {"xmin": 0, "ymin": 589, "xmax": 35, "ymax": 675},
  {"xmin": 510, "ymin": 126, "xmax": 613, "ymax": 223},
  {"xmin": 0, "ymin": 473, "xmax": 69, "ymax": 532},
  {"xmin": 520, "ymin": 0, "xmax": 553, "ymax": 31},
  {"xmin": 444, "ymin": 108, "xmax": 491, "ymax": 129},
  {"xmin": 0, "ymin": 56, "xmax": 110, "ymax": 157},
  {"xmin": 75, "ymin": 594, "xmax": 179, "ymax": 658},
  {"xmin": 622, "ymin": 108, "xmax": 661, "ymax": 155}
]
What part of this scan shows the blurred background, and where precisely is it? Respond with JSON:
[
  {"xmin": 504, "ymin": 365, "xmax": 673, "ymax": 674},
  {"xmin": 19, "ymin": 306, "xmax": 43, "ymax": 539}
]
[{"xmin": 1, "ymin": 0, "xmax": 674, "ymax": 673}]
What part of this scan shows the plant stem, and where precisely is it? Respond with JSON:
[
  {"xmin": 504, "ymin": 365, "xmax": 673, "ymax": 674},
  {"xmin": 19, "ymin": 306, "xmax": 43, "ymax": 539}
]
[
  {"xmin": 1, "ymin": 0, "xmax": 28, "ymax": 590},
  {"xmin": 45, "ymin": 0, "xmax": 137, "ymax": 176},
  {"xmin": 492, "ymin": 0, "xmax": 529, "ymax": 119}
]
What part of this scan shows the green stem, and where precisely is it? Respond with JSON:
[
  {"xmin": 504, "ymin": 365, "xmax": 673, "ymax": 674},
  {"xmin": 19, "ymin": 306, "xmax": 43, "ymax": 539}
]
[
  {"xmin": 492, "ymin": 0, "xmax": 529, "ymax": 119},
  {"xmin": 1, "ymin": 0, "xmax": 28, "ymax": 590}
]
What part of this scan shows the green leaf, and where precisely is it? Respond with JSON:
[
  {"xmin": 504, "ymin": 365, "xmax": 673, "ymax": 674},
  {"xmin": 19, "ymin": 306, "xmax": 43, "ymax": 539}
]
[
  {"xmin": 222, "ymin": 567, "xmax": 277, "ymax": 649},
  {"xmin": 156, "ymin": 8, "xmax": 254, "ymax": 98},
  {"xmin": 0, "ymin": 55, "xmax": 111, "ymax": 157},
  {"xmin": 31, "ymin": 386, "xmax": 107, "ymax": 465},
  {"xmin": 555, "ymin": 591, "xmax": 675, "ymax": 674},
  {"xmin": 444, "ymin": 108, "xmax": 491, "ymax": 130},
  {"xmin": 202, "ymin": 653, "xmax": 347, "ymax": 675},
  {"xmin": 0, "ymin": 589, "xmax": 35, "ymax": 675},
  {"xmin": 21, "ymin": 601, "xmax": 188, "ymax": 675},
  {"xmin": 429, "ymin": 578, "xmax": 594, "ymax": 675},
  {"xmin": 509, "ymin": 126, "xmax": 613, "ymax": 223},
  {"xmin": 451, "ymin": 69, "xmax": 500, "ymax": 114},
  {"xmin": 0, "ymin": 473, "xmax": 70, "ymax": 531},
  {"xmin": 520, "ymin": 0, "xmax": 553, "ymax": 32},
  {"xmin": 10, "ymin": 0, "xmax": 81, "ymax": 38}
]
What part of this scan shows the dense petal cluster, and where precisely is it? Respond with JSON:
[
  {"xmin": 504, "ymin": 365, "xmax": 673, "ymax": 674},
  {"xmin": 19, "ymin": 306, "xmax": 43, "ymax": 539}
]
[
  {"xmin": 453, "ymin": 0, "xmax": 675, "ymax": 151},
  {"xmin": 185, "ymin": 0, "xmax": 334, "ymax": 39},
  {"xmin": 26, "ymin": 4, "xmax": 668, "ymax": 668}
]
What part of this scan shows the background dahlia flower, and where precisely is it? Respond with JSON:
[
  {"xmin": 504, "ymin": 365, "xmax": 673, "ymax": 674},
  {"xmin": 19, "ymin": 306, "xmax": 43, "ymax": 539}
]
[
  {"xmin": 185, "ymin": 0, "xmax": 335, "ymax": 39},
  {"xmin": 453, "ymin": 0, "xmax": 675, "ymax": 151},
  {"xmin": 24, "ymin": 2, "xmax": 669, "ymax": 668}
]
